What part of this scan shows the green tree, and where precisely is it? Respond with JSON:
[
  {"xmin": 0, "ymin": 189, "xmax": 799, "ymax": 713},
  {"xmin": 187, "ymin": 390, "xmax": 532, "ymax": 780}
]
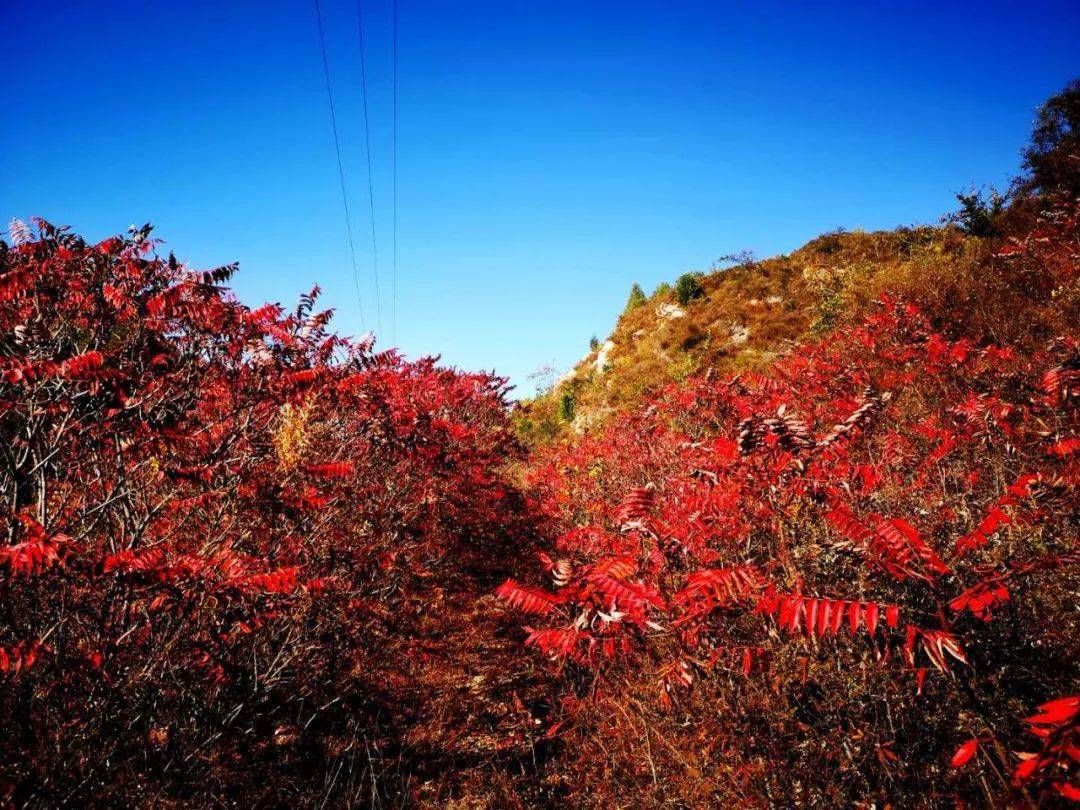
[
  {"xmin": 625, "ymin": 283, "xmax": 646, "ymax": 312},
  {"xmin": 1019, "ymin": 78, "xmax": 1080, "ymax": 198},
  {"xmin": 674, "ymin": 272, "xmax": 705, "ymax": 306},
  {"xmin": 948, "ymin": 188, "xmax": 1006, "ymax": 237}
]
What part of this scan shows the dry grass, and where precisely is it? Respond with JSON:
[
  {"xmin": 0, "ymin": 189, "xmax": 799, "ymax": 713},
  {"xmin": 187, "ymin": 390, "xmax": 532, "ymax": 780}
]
[{"xmin": 519, "ymin": 220, "xmax": 1077, "ymax": 444}]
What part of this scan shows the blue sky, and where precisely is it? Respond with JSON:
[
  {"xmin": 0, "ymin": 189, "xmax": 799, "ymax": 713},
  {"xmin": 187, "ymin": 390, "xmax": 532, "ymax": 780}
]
[{"xmin": 3, "ymin": 1, "xmax": 1078, "ymax": 395}]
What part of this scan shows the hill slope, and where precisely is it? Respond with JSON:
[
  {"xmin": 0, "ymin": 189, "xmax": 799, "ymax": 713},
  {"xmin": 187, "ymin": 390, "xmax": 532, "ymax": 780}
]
[
  {"xmin": 519, "ymin": 219, "xmax": 1077, "ymax": 440},
  {"xmin": 498, "ymin": 197, "xmax": 1079, "ymax": 807}
]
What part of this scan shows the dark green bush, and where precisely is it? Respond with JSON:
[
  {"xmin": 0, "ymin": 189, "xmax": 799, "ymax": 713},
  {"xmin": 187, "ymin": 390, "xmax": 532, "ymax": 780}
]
[
  {"xmin": 675, "ymin": 272, "xmax": 705, "ymax": 306},
  {"xmin": 559, "ymin": 391, "xmax": 576, "ymax": 422},
  {"xmin": 948, "ymin": 189, "xmax": 1005, "ymax": 237}
]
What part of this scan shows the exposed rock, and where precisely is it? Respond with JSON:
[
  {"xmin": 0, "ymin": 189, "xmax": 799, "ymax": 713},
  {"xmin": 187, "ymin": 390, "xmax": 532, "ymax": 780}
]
[
  {"xmin": 656, "ymin": 303, "xmax": 686, "ymax": 320},
  {"xmin": 729, "ymin": 323, "xmax": 750, "ymax": 345},
  {"xmin": 594, "ymin": 340, "xmax": 615, "ymax": 373}
]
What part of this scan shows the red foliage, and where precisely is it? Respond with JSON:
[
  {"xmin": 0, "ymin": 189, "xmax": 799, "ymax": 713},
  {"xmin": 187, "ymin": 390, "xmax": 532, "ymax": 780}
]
[
  {"xmin": 500, "ymin": 218, "xmax": 1079, "ymax": 803},
  {"xmin": 0, "ymin": 220, "xmax": 530, "ymax": 804},
  {"xmin": 1013, "ymin": 695, "xmax": 1080, "ymax": 800},
  {"xmin": 951, "ymin": 738, "xmax": 981, "ymax": 768}
]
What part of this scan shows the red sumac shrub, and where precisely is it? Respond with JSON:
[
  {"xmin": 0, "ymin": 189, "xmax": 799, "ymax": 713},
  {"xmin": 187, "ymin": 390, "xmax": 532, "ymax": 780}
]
[
  {"xmin": 0, "ymin": 221, "xmax": 528, "ymax": 804},
  {"xmin": 502, "ymin": 226, "xmax": 1079, "ymax": 804}
]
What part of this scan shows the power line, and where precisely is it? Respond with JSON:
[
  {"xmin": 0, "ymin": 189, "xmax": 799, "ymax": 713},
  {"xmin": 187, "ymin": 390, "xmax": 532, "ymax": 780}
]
[
  {"xmin": 355, "ymin": 0, "xmax": 382, "ymax": 336},
  {"xmin": 392, "ymin": 0, "xmax": 398, "ymax": 346},
  {"xmin": 313, "ymin": 0, "xmax": 366, "ymax": 331}
]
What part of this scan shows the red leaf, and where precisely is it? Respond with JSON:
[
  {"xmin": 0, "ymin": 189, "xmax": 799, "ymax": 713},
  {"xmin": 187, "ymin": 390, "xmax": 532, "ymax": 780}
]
[
  {"xmin": 950, "ymin": 738, "xmax": 979, "ymax": 768},
  {"xmin": 885, "ymin": 604, "xmax": 899, "ymax": 628},
  {"xmin": 829, "ymin": 599, "xmax": 845, "ymax": 634},
  {"xmin": 865, "ymin": 602, "xmax": 879, "ymax": 636},
  {"xmin": 1055, "ymin": 782, "xmax": 1080, "ymax": 801},
  {"xmin": 848, "ymin": 600, "xmax": 861, "ymax": 633}
]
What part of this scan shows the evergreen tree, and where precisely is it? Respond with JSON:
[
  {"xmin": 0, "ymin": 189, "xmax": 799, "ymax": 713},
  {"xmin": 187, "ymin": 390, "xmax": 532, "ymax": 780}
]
[
  {"xmin": 675, "ymin": 272, "xmax": 705, "ymax": 306},
  {"xmin": 558, "ymin": 392, "xmax": 576, "ymax": 422}
]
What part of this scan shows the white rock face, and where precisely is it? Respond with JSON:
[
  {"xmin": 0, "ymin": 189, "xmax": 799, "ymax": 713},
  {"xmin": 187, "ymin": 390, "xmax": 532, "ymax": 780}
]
[
  {"xmin": 656, "ymin": 303, "xmax": 686, "ymax": 320},
  {"xmin": 571, "ymin": 412, "xmax": 591, "ymax": 433},
  {"xmin": 554, "ymin": 368, "xmax": 576, "ymax": 389},
  {"xmin": 729, "ymin": 323, "xmax": 750, "ymax": 345},
  {"xmin": 594, "ymin": 340, "xmax": 615, "ymax": 373},
  {"xmin": 766, "ymin": 295, "xmax": 783, "ymax": 305}
]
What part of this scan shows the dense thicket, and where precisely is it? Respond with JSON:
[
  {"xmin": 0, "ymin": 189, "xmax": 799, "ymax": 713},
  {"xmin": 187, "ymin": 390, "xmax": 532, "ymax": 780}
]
[
  {"xmin": 0, "ymin": 222, "xmax": 540, "ymax": 805},
  {"xmin": 505, "ymin": 285, "xmax": 1078, "ymax": 805}
]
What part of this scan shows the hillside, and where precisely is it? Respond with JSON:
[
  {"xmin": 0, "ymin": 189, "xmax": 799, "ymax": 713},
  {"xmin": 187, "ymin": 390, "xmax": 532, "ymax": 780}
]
[
  {"xmin": 518, "ymin": 219, "xmax": 1076, "ymax": 440},
  {"xmin": 515, "ymin": 78, "xmax": 1079, "ymax": 444},
  {"xmin": 495, "ymin": 82, "xmax": 1079, "ymax": 807}
]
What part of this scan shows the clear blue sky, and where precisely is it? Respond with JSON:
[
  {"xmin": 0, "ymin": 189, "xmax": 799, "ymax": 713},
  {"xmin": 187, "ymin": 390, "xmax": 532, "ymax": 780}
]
[{"xmin": 3, "ymin": 1, "xmax": 1078, "ymax": 395}]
